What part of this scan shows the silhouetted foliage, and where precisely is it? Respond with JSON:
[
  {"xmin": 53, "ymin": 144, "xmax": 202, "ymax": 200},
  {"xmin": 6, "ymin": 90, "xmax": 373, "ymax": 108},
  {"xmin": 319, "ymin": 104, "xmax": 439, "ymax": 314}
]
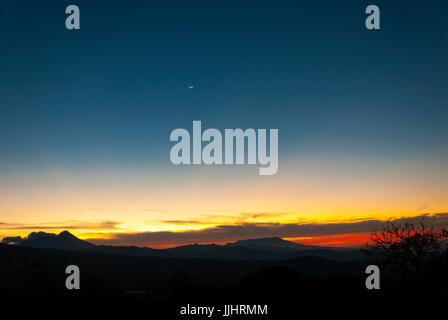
[
  {"xmin": 364, "ymin": 221, "xmax": 448, "ymax": 274},
  {"xmin": 363, "ymin": 220, "xmax": 448, "ymax": 297}
]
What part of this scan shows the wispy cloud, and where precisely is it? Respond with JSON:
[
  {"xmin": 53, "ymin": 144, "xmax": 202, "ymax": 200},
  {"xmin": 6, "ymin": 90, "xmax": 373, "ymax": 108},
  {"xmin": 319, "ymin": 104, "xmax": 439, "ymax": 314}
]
[
  {"xmin": 160, "ymin": 220, "xmax": 208, "ymax": 225},
  {"xmin": 0, "ymin": 220, "xmax": 122, "ymax": 230},
  {"xmin": 158, "ymin": 211, "xmax": 286, "ymax": 226}
]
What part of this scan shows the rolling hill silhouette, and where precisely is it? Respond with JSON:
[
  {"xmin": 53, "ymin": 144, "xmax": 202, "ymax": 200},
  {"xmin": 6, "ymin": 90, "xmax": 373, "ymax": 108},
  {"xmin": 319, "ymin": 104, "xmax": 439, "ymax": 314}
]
[
  {"xmin": 226, "ymin": 237, "xmax": 314, "ymax": 251},
  {"xmin": 2, "ymin": 231, "xmax": 359, "ymax": 261},
  {"xmin": 0, "ymin": 231, "xmax": 442, "ymax": 315}
]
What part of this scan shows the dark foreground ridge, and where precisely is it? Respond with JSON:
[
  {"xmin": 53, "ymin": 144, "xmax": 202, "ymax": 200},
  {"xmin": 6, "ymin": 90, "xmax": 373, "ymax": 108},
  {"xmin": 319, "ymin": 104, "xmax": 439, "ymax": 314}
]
[
  {"xmin": 2, "ymin": 231, "xmax": 360, "ymax": 261},
  {"xmin": 1, "ymin": 231, "xmax": 447, "ymax": 317}
]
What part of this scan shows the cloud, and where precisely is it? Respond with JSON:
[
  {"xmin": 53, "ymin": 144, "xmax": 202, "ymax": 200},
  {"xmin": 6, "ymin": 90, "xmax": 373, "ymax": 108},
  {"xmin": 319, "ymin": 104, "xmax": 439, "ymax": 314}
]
[
  {"xmin": 239, "ymin": 212, "xmax": 285, "ymax": 219},
  {"xmin": 416, "ymin": 204, "xmax": 430, "ymax": 212},
  {"xmin": 0, "ymin": 220, "xmax": 122, "ymax": 230},
  {"xmin": 160, "ymin": 220, "xmax": 206, "ymax": 225},
  {"xmin": 158, "ymin": 212, "xmax": 285, "ymax": 226},
  {"xmin": 87, "ymin": 213, "xmax": 448, "ymax": 247}
]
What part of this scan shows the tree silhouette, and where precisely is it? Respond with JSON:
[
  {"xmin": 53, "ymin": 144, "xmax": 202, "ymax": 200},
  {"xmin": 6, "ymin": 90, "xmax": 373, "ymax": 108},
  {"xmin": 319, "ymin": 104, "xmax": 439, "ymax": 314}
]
[{"xmin": 363, "ymin": 220, "xmax": 448, "ymax": 295}]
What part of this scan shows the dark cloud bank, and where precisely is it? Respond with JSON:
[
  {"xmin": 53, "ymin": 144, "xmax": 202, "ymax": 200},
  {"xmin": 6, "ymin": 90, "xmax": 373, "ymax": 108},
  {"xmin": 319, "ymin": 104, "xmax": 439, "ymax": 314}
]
[{"xmin": 87, "ymin": 213, "xmax": 448, "ymax": 247}]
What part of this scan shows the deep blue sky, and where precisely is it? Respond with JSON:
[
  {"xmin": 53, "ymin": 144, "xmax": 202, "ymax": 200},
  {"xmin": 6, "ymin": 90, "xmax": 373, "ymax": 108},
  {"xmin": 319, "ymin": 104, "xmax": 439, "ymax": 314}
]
[{"xmin": 1, "ymin": 0, "xmax": 447, "ymax": 170}]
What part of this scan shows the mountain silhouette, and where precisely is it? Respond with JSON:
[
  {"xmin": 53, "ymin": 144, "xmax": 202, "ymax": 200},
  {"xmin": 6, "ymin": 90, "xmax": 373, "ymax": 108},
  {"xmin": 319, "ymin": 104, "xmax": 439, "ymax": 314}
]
[
  {"xmin": 226, "ymin": 237, "xmax": 316, "ymax": 251},
  {"xmin": 3, "ymin": 231, "xmax": 359, "ymax": 261},
  {"xmin": 17, "ymin": 231, "xmax": 95, "ymax": 251}
]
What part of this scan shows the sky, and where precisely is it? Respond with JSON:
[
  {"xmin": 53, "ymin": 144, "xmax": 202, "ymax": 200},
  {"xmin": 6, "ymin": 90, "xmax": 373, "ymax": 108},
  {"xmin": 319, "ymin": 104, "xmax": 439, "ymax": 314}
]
[{"xmin": 1, "ymin": 0, "xmax": 447, "ymax": 247}]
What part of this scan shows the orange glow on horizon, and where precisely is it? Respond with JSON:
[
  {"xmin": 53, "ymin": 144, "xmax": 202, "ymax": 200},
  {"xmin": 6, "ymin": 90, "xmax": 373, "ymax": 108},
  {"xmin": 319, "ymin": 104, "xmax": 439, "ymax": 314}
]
[
  {"xmin": 1, "ymin": 159, "xmax": 448, "ymax": 247},
  {"xmin": 284, "ymin": 233, "xmax": 372, "ymax": 247}
]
